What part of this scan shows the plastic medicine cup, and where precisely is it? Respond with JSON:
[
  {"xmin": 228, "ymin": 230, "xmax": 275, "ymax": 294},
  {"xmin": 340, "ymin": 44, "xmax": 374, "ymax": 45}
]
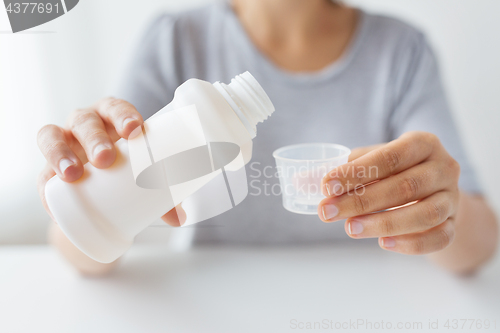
[{"xmin": 273, "ymin": 143, "xmax": 351, "ymax": 215}]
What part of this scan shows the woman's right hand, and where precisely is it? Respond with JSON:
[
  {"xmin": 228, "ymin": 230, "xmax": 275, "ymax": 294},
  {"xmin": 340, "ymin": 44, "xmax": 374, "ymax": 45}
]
[{"xmin": 37, "ymin": 97, "xmax": 185, "ymax": 227}]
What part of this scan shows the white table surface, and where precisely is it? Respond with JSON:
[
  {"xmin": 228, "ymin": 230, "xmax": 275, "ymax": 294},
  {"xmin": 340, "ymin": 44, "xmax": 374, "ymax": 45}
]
[{"xmin": 1, "ymin": 243, "xmax": 499, "ymax": 333}]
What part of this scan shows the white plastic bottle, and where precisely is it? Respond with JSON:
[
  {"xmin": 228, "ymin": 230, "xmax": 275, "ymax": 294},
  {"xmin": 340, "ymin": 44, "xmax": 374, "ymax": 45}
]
[{"xmin": 45, "ymin": 72, "xmax": 275, "ymax": 263}]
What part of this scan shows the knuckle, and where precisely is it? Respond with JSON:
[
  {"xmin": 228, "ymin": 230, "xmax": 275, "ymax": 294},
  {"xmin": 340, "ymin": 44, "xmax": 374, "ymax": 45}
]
[
  {"xmin": 410, "ymin": 131, "xmax": 439, "ymax": 151},
  {"xmin": 98, "ymin": 96, "xmax": 117, "ymax": 107},
  {"xmin": 424, "ymin": 201, "xmax": 444, "ymax": 227},
  {"xmin": 379, "ymin": 217, "xmax": 395, "ymax": 236},
  {"xmin": 378, "ymin": 148, "xmax": 401, "ymax": 173},
  {"xmin": 43, "ymin": 140, "xmax": 67, "ymax": 157},
  {"xmin": 100, "ymin": 98, "xmax": 140, "ymax": 124},
  {"xmin": 84, "ymin": 128, "xmax": 107, "ymax": 143},
  {"xmin": 71, "ymin": 110, "xmax": 96, "ymax": 129},
  {"xmin": 421, "ymin": 131, "xmax": 439, "ymax": 145},
  {"xmin": 448, "ymin": 158, "xmax": 461, "ymax": 179},
  {"xmin": 114, "ymin": 108, "xmax": 131, "ymax": 121},
  {"xmin": 105, "ymin": 97, "xmax": 124, "ymax": 108},
  {"xmin": 435, "ymin": 160, "xmax": 446, "ymax": 178},
  {"xmin": 37, "ymin": 124, "xmax": 58, "ymax": 142},
  {"xmin": 438, "ymin": 224, "xmax": 454, "ymax": 250},
  {"xmin": 401, "ymin": 131, "xmax": 417, "ymax": 140},
  {"xmin": 409, "ymin": 237, "xmax": 426, "ymax": 255},
  {"xmin": 400, "ymin": 176, "xmax": 420, "ymax": 201},
  {"xmin": 104, "ymin": 98, "xmax": 133, "ymax": 113},
  {"xmin": 352, "ymin": 193, "xmax": 370, "ymax": 215},
  {"xmin": 353, "ymin": 164, "xmax": 368, "ymax": 184}
]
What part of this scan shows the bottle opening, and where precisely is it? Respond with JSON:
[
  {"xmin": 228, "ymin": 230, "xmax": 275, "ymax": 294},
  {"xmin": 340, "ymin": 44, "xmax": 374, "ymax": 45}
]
[{"xmin": 213, "ymin": 71, "xmax": 275, "ymax": 138}]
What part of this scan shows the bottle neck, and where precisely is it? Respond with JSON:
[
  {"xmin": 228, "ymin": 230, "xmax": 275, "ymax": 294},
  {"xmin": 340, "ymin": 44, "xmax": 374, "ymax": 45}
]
[{"xmin": 213, "ymin": 72, "xmax": 275, "ymax": 139}]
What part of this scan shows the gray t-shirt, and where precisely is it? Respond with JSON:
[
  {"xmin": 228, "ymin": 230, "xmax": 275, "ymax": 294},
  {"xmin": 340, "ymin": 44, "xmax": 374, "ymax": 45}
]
[{"xmin": 115, "ymin": 1, "xmax": 481, "ymax": 245}]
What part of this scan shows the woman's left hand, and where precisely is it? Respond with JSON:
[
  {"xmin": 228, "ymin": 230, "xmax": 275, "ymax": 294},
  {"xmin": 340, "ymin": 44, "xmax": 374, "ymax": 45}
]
[{"xmin": 319, "ymin": 131, "xmax": 461, "ymax": 255}]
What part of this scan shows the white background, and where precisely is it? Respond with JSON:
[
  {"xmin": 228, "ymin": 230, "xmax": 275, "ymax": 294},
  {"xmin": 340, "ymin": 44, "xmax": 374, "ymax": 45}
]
[{"xmin": 0, "ymin": 0, "xmax": 499, "ymax": 244}]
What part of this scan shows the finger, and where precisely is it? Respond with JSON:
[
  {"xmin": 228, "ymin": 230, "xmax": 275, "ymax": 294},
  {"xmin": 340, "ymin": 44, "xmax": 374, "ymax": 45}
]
[
  {"xmin": 344, "ymin": 191, "xmax": 456, "ymax": 238},
  {"xmin": 318, "ymin": 160, "xmax": 451, "ymax": 222},
  {"xmin": 322, "ymin": 131, "xmax": 439, "ymax": 197},
  {"xmin": 68, "ymin": 108, "xmax": 116, "ymax": 168},
  {"xmin": 95, "ymin": 97, "xmax": 143, "ymax": 140},
  {"xmin": 379, "ymin": 218, "xmax": 456, "ymax": 255},
  {"xmin": 348, "ymin": 144, "xmax": 383, "ymax": 161},
  {"xmin": 37, "ymin": 124, "xmax": 83, "ymax": 182},
  {"xmin": 161, "ymin": 204, "xmax": 187, "ymax": 227},
  {"xmin": 37, "ymin": 163, "xmax": 57, "ymax": 220}
]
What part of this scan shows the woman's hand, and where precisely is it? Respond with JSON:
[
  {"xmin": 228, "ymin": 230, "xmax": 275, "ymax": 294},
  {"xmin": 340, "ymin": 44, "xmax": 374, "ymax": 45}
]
[
  {"xmin": 319, "ymin": 131, "xmax": 461, "ymax": 255},
  {"xmin": 37, "ymin": 97, "xmax": 184, "ymax": 227}
]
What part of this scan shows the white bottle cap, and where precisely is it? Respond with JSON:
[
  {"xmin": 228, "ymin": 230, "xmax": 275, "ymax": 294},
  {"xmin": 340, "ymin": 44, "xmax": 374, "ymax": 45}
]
[{"xmin": 213, "ymin": 71, "xmax": 275, "ymax": 138}]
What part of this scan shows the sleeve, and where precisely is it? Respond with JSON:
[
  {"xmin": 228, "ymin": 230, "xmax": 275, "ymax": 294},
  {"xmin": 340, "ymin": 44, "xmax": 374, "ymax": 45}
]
[
  {"xmin": 388, "ymin": 32, "xmax": 482, "ymax": 194},
  {"xmin": 112, "ymin": 14, "xmax": 183, "ymax": 120}
]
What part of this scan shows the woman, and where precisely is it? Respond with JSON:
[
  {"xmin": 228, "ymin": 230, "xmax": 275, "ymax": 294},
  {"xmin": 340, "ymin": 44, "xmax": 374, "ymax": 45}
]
[{"xmin": 37, "ymin": 0, "xmax": 498, "ymax": 275}]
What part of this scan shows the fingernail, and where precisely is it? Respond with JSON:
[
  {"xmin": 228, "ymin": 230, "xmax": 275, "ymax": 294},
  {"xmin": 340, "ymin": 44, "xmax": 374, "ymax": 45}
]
[
  {"xmin": 348, "ymin": 220, "xmax": 364, "ymax": 235},
  {"xmin": 59, "ymin": 158, "xmax": 75, "ymax": 175},
  {"xmin": 93, "ymin": 143, "xmax": 112, "ymax": 158},
  {"xmin": 326, "ymin": 180, "xmax": 342, "ymax": 196},
  {"xmin": 321, "ymin": 204, "xmax": 339, "ymax": 221},
  {"xmin": 128, "ymin": 125, "xmax": 143, "ymax": 140},
  {"xmin": 381, "ymin": 237, "xmax": 396, "ymax": 248},
  {"xmin": 122, "ymin": 117, "xmax": 138, "ymax": 131}
]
